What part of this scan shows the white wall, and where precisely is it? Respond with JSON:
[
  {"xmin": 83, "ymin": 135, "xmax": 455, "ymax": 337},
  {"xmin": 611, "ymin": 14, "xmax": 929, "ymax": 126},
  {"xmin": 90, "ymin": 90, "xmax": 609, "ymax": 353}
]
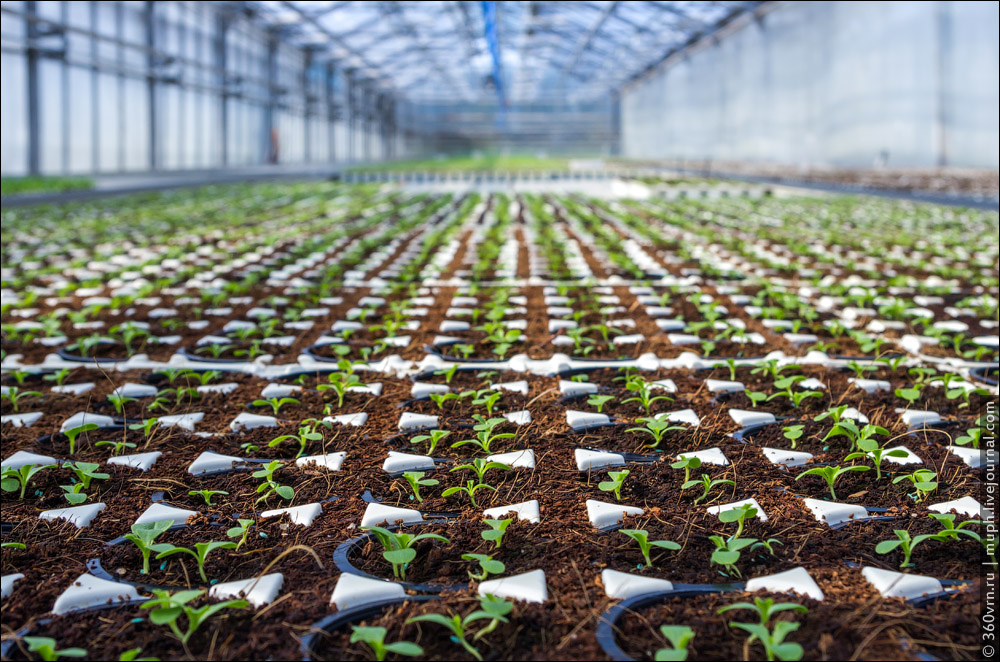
[{"xmin": 621, "ymin": 1, "xmax": 999, "ymax": 169}]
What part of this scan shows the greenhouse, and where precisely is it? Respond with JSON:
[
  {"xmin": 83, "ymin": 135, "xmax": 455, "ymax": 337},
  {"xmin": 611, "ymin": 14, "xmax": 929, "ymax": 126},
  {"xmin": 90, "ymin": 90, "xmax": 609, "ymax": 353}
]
[{"xmin": 0, "ymin": 1, "xmax": 997, "ymax": 661}]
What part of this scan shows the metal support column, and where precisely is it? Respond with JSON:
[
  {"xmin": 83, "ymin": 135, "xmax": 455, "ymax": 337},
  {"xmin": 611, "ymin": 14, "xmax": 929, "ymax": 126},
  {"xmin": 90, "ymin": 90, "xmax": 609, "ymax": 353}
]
[
  {"xmin": 346, "ymin": 71, "xmax": 356, "ymax": 163},
  {"xmin": 214, "ymin": 11, "xmax": 229, "ymax": 166},
  {"xmin": 25, "ymin": 1, "xmax": 41, "ymax": 174},
  {"xmin": 144, "ymin": 1, "xmax": 159, "ymax": 170},
  {"xmin": 265, "ymin": 34, "xmax": 278, "ymax": 163},
  {"xmin": 325, "ymin": 61, "xmax": 336, "ymax": 163}
]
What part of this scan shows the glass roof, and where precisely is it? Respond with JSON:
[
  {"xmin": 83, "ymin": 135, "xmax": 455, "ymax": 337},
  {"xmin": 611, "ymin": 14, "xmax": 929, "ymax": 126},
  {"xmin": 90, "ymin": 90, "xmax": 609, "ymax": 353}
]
[{"xmin": 250, "ymin": 1, "xmax": 761, "ymax": 104}]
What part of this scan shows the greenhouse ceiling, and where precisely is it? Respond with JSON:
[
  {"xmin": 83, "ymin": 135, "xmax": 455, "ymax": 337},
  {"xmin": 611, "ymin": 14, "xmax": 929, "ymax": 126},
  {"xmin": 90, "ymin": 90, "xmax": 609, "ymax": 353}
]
[{"xmin": 252, "ymin": 1, "xmax": 762, "ymax": 104}]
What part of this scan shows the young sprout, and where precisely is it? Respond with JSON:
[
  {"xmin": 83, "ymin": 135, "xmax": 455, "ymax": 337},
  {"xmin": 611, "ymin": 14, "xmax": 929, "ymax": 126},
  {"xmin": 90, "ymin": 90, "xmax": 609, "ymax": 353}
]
[
  {"xmin": 405, "ymin": 600, "xmax": 508, "ymax": 661},
  {"xmin": 671, "ymin": 455, "xmax": 702, "ymax": 484},
  {"xmin": 20, "ymin": 637, "xmax": 87, "ymax": 662},
  {"xmin": 1, "ymin": 386, "xmax": 42, "ymax": 412},
  {"xmin": 729, "ymin": 621, "xmax": 804, "ymax": 661},
  {"xmin": 152, "ymin": 540, "xmax": 238, "ymax": 583},
  {"xmin": 444, "ymin": 459, "xmax": 510, "ymax": 507},
  {"xmin": 618, "ymin": 529, "xmax": 681, "ymax": 568},
  {"xmin": 106, "ymin": 393, "xmax": 137, "ymax": 415},
  {"xmin": 461, "ymin": 553, "xmax": 506, "ymax": 580},
  {"xmin": 451, "ymin": 417, "xmax": 514, "ymax": 454},
  {"xmin": 123, "ymin": 519, "xmax": 174, "ymax": 574},
  {"xmin": 781, "ymin": 425, "xmax": 804, "ymax": 449},
  {"xmin": 316, "ymin": 370, "xmax": 363, "ymax": 408},
  {"xmin": 717, "ymin": 597, "xmax": 808, "ymax": 627},
  {"xmin": 429, "ymin": 392, "xmax": 459, "ymax": 410},
  {"xmin": 189, "ymin": 489, "xmax": 228, "ymax": 506},
  {"xmin": 401, "ymin": 471, "xmax": 438, "ymax": 503},
  {"xmin": 252, "ymin": 396, "xmax": 299, "ymax": 415},
  {"xmin": 60, "ymin": 461, "xmax": 109, "ymax": 504},
  {"xmin": 622, "ymin": 376, "xmax": 674, "ymax": 413},
  {"xmin": 471, "ymin": 390, "xmax": 503, "ymax": 416},
  {"xmin": 481, "ymin": 518, "xmax": 513, "ymax": 549},
  {"xmin": 140, "ymin": 588, "xmax": 248, "ymax": 645},
  {"xmin": 599, "ymin": 469, "xmax": 630, "ymax": 501},
  {"xmin": 683, "ymin": 474, "xmax": 735, "ymax": 505},
  {"xmin": 128, "ymin": 418, "xmax": 160, "ymax": 442},
  {"xmin": 349, "ymin": 626, "xmax": 424, "ymax": 661},
  {"xmin": 62, "ymin": 423, "xmax": 99, "ymax": 455},
  {"xmin": 954, "ymin": 420, "xmax": 982, "ymax": 448},
  {"xmin": 744, "ymin": 389, "xmax": 768, "ymax": 408},
  {"xmin": 1, "ymin": 463, "xmax": 54, "ymax": 499},
  {"xmin": 359, "ymin": 526, "xmax": 450, "ymax": 580},
  {"xmin": 795, "ymin": 464, "xmax": 870, "ymax": 500},
  {"xmin": 892, "ymin": 469, "xmax": 938, "ymax": 501},
  {"xmin": 410, "ymin": 429, "xmax": 450, "ymax": 455},
  {"xmin": 43, "ymin": 368, "xmax": 72, "ymax": 387},
  {"xmin": 587, "ymin": 394, "xmax": 615, "ymax": 413},
  {"xmin": 434, "ymin": 364, "xmax": 460, "ymax": 384},
  {"xmin": 268, "ymin": 423, "xmax": 324, "ymax": 458},
  {"xmin": 226, "ymin": 518, "xmax": 255, "ymax": 550},
  {"xmin": 1, "ymin": 542, "xmax": 26, "ymax": 550},
  {"xmin": 845, "ymin": 439, "xmax": 908, "ymax": 481},
  {"xmin": 655, "ymin": 625, "xmax": 695, "ymax": 662},
  {"xmin": 94, "ymin": 439, "xmax": 137, "ymax": 456},
  {"xmin": 627, "ymin": 417, "xmax": 685, "ymax": 449},
  {"xmin": 874, "ymin": 529, "xmax": 941, "ymax": 568},
  {"xmin": 894, "ymin": 384, "xmax": 923, "ymax": 406},
  {"xmin": 252, "ymin": 460, "xmax": 295, "ymax": 505}
]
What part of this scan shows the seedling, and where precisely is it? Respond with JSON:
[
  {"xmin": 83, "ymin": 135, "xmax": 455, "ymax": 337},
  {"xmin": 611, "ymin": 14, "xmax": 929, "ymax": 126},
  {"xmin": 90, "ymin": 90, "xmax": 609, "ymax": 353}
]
[
  {"xmin": 189, "ymin": 489, "xmax": 228, "ymax": 506},
  {"xmin": 60, "ymin": 461, "xmax": 109, "ymax": 504},
  {"xmin": 462, "ymin": 553, "xmax": 506, "ymax": 580},
  {"xmin": 618, "ymin": 528, "xmax": 681, "ymax": 568},
  {"xmin": 62, "ymin": 423, "xmax": 98, "ymax": 455},
  {"xmin": 683, "ymin": 474, "xmax": 735, "ymax": 505},
  {"xmin": 401, "ymin": 471, "xmax": 438, "ymax": 502},
  {"xmin": 744, "ymin": 389, "xmax": 768, "ymax": 408},
  {"xmin": 1, "ymin": 386, "xmax": 41, "ymax": 412},
  {"xmin": 94, "ymin": 439, "xmax": 137, "ymax": 456},
  {"xmin": 671, "ymin": 455, "xmax": 702, "ymax": 483},
  {"xmin": 876, "ymin": 527, "xmax": 942, "ymax": 568},
  {"xmin": 152, "ymin": 540, "xmax": 238, "ymax": 583},
  {"xmin": 252, "ymin": 460, "xmax": 295, "ymax": 505},
  {"xmin": 406, "ymin": 601, "xmax": 508, "ymax": 661},
  {"xmin": 349, "ymin": 626, "xmax": 423, "ymax": 661},
  {"xmin": 709, "ymin": 535, "xmax": 757, "ymax": 577},
  {"xmin": 434, "ymin": 364, "xmax": 460, "ymax": 384},
  {"xmin": 655, "ymin": 625, "xmax": 695, "ymax": 661},
  {"xmin": 845, "ymin": 439, "xmax": 908, "ymax": 481},
  {"xmin": 252, "ymin": 396, "xmax": 299, "ymax": 415},
  {"xmin": 444, "ymin": 459, "xmax": 510, "ymax": 507},
  {"xmin": 622, "ymin": 376, "xmax": 674, "ymax": 413},
  {"xmin": 410, "ymin": 429, "xmax": 450, "ymax": 455},
  {"xmin": 627, "ymin": 417, "xmax": 685, "ymax": 449},
  {"xmin": 894, "ymin": 384, "xmax": 923, "ymax": 406},
  {"xmin": 268, "ymin": 423, "xmax": 324, "ymax": 458},
  {"xmin": 226, "ymin": 518, "xmax": 255, "ymax": 550},
  {"xmin": 730, "ymin": 621, "xmax": 804, "ymax": 661},
  {"xmin": 428, "ymin": 392, "xmax": 459, "ymax": 410},
  {"xmin": 782, "ymin": 425, "xmax": 805, "ymax": 449},
  {"xmin": 1, "ymin": 463, "xmax": 54, "ymax": 499},
  {"xmin": 452, "ymin": 417, "xmax": 514, "ymax": 454},
  {"xmin": 481, "ymin": 518, "xmax": 512, "ymax": 549},
  {"xmin": 107, "ymin": 393, "xmax": 137, "ymax": 415},
  {"xmin": 471, "ymin": 389, "xmax": 503, "ymax": 415},
  {"xmin": 587, "ymin": 394, "xmax": 614, "ymax": 412},
  {"xmin": 955, "ymin": 419, "xmax": 982, "ymax": 448},
  {"xmin": 20, "ymin": 637, "xmax": 87, "ymax": 661},
  {"xmin": 717, "ymin": 597, "xmax": 808, "ymax": 627},
  {"xmin": 599, "ymin": 469, "xmax": 630, "ymax": 501},
  {"xmin": 892, "ymin": 469, "xmax": 938, "ymax": 501},
  {"xmin": 359, "ymin": 525, "xmax": 450, "ymax": 580},
  {"xmin": 795, "ymin": 464, "xmax": 869, "ymax": 500},
  {"xmin": 124, "ymin": 519, "xmax": 174, "ymax": 574},
  {"xmin": 128, "ymin": 418, "xmax": 160, "ymax": 441},
  {"xmin": 141, "ymin": 588, "xmax": 248, "ymax": 645}
]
